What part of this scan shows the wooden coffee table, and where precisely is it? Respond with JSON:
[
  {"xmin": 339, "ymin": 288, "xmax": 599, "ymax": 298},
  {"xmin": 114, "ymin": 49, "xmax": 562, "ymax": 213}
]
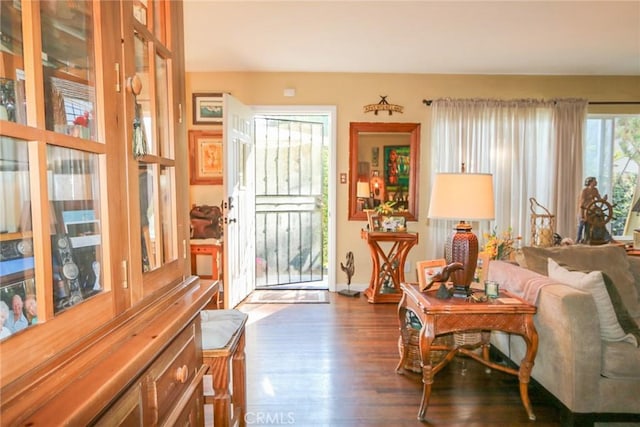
[{"xmin": 397, "ymin": 283, "xmax": 538, "ymax": 421}]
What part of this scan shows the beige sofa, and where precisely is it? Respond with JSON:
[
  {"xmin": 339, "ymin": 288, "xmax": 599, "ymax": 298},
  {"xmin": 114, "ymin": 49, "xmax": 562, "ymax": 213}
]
[{"xmin": 487, "ymin": 245, "xmax": 640, "ymax": 425}]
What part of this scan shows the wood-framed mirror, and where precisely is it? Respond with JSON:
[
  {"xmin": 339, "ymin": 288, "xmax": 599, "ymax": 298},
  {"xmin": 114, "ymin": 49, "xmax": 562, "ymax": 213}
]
[{"xmin": 349, "ymin": 122, "xmax": 420, "ymax": 221}]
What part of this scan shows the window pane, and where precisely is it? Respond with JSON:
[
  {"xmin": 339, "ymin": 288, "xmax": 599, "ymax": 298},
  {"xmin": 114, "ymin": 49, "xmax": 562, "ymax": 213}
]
[
  {"xmin": 155, "ymin": 52, "xmax": 171, "ymax": 158},
  {"xmin": 47, "ymin": 146, "xmax": 103, "ymax": 314},
  {"xmin": 139, "ymin": 164, "xmax": 157, "ymax": 271},
  {"xmin": 133, "ymin": 0, "xmax": 148, "ymax": 26},
  {"xmin": 0, "ymin": 1, "xmax": 27, "ymax": 124},
  {"xmin": 134, "ymin": 34, "xmax": 155, "ymax": 155},
  {"xmin": 41, "ymin": 1, "xmax": 98, "ymax": 141},
  {"xmin": 0, "ymin": 137, "xmax": 35, "ymax": 338},
  {"xmin": 160, "ymin": 166, "xmax": 176, "ymax": 264},
  {"xmin": 585, "ymin": 116, "xmax": 640, "ymax": 238}
]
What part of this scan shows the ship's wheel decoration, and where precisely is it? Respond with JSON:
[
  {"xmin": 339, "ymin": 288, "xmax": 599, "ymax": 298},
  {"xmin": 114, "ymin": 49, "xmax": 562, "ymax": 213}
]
[
  {"xmin": 584, "ymin": 198, "xmax": 615, "ymax": 245},
  {"xmin": 363, "ymin": 96, "xmax": 404, "ymax": 116}
]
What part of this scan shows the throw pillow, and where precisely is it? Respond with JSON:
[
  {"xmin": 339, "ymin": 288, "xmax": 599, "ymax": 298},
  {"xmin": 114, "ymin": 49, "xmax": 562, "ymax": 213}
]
[
  {"xmin": 601, "ymin": 272, "xmax": 640, "ymax": 344},
  {"xmin": 522, "ymin": 245, "xmax": 640, "ymax": 319},
  {"xmin": 547, "ymin": 258, "xmax": 638, "ymax": 346}
]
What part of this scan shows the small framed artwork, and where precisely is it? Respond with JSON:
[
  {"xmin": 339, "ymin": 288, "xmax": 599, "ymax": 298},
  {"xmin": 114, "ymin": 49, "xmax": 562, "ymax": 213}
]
[
  {"xmin": 192, "ymin": 92, "xmax": 223, "ymax": 124},
  {"xmin": 416, "ymin": 259, "xmax": 447, "ymax": 292},
  {"xmin": 371, "ymin": 147, "xmax": 379, "ymax": 167},
  {"xmin": 366, "ymin": 210, "xmax": 381, "ymax": 231},
  {"xmin": 389, "ymin": 216, "xmax": 406, "ymax": 229},
  {"xmin": 189, "ymin": 130, "xmax": 223, "ymax": 184}
]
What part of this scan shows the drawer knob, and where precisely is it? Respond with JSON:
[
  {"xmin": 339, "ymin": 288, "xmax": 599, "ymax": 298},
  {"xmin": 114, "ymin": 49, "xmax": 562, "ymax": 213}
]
[{"xmin": 175, "ymin": 364, "xmax": 189, "ymax": 384}]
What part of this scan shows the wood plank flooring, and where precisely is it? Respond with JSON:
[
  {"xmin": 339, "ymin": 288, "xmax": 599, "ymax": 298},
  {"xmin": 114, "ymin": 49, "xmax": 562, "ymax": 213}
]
[{"xmin": 237, "ymin": 291, "xmax": 566, "ymax": 426}]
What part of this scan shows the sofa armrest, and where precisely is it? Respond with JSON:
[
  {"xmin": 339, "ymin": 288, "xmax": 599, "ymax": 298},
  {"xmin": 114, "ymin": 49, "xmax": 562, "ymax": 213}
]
[
  {"xmin": 489, "ymin": 260, "xmax": 604, "ymax": 412},
  {"xmin": 531, "ymin": 283, "xmax": 602, "ymax": 412}
]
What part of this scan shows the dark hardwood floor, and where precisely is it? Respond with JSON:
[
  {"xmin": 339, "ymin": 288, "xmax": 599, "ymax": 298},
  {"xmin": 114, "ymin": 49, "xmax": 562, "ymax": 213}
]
[{"xmin": 237, "ymin": 291, "xmax": 567, "ymax": 426}]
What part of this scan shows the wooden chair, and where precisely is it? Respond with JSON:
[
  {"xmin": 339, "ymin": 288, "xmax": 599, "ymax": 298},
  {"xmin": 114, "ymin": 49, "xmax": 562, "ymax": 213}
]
[{"xmin": 200, "ymin": 309, "xmax": 248, "ymax": 427}]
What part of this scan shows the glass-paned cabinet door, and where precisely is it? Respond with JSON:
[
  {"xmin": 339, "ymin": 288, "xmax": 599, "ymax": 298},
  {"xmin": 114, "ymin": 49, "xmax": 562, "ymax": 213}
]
[
  {"xmin": 47, "ymin": 146, "xmax": 103, "ymax": 314},
  {"xmin": 138, "ymin": 164, "xmax": 177, "ymax": 271},
  {"xmin": 131, "ymin": 4, "xmax": 177, "ymax": 275},
  {"xmin": 0, "ymin": 138, "xmax": 35, "ymax": 340},
  {"xmin": 40, "ymin": 1, "xmax": 99, "ymax": 142},
  {"xmin": 0, "ymin": 0, "xmax": 28, "ymax": 125}
]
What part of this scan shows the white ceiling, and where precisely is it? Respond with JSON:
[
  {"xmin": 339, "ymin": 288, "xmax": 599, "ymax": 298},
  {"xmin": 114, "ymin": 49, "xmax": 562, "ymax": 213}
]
[{"xmin": 183, "ymin": 1, "xmax": 640, "ymax": 76}]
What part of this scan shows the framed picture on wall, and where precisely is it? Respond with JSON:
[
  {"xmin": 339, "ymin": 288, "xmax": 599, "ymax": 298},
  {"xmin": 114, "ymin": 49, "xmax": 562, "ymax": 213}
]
[
  {"xmin": 189, "ymin": 130, "xmax": 223, "ymax": 184},
  {"xmin": 416, "ymin": 259, "xmax": 447, "ymax": 292},
  {"xmin": 384, "ymin": 145, "xmax": 410, "ymax": 188},
  {"xmin": 192, "ymin": 92, "xmax": 224, "ymax": 124}
]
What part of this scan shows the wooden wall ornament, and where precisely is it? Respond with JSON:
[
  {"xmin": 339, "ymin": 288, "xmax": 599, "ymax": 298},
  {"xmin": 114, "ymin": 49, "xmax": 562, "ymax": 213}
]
[{"xmin": 363, "ymin": 96, "xmax": 404, "ymax": 115}]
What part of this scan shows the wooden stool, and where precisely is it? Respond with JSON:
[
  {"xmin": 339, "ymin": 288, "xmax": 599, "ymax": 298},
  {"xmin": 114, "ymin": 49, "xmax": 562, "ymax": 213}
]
[
  {"xmin": 201, "ymin": 309, "xmax": 248, "ymax": 427},
  {"xmin": 191, "ymin": 239, "xmax": 223, "ymax": 280}
]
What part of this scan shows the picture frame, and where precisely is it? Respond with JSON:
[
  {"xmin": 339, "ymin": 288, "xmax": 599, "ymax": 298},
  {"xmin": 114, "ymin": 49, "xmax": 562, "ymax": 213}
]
[
  {"xmin": 416, "ymin": 258, "xmax": 447, "ymax": 292},
  {"xmin": 188, "ymin": 130, "xmax": 223, "ymax": 185},
  {"xmin": 192, "ymin": 92, "xmax": 223, "ymax": 124},
  {"xmin": 384, "ymin": 145, "xmax": 410, "ymax": 188},
  {"xmin": 388, "ymin": 215, "xmax": 406, "ymax": 229},
  {"xmin": 366, "ymin": 210, "xmax": 381, "ymax": 231}
]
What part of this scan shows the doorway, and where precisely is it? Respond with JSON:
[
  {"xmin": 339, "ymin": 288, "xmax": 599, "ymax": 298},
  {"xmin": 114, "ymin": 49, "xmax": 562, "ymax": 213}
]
[{"xmin": 252, "ymin": 106, "xmax": 336, "ymax": 291}]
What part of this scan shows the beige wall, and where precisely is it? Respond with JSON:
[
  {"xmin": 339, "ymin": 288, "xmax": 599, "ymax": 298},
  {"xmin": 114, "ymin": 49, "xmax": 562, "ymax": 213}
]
[{"xmin": 186, "ymin": 71, "xmax": 640, "ymax": 288}]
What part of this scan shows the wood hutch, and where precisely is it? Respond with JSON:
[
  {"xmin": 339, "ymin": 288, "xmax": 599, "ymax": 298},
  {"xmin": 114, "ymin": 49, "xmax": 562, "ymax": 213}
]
[{"xmin": 0, "ymin": 1, "xmax": 216, "ymax": 424}]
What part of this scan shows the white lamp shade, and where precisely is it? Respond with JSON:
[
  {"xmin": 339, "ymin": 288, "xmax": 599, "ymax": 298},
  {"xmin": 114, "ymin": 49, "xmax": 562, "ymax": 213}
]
[
  {"xmin": 428, "ymin": 173, "xmax": 495, "ymax": 221},
  {"xmin": 356, "ymin": 181, "xmax": 371, "ymax": 198}
]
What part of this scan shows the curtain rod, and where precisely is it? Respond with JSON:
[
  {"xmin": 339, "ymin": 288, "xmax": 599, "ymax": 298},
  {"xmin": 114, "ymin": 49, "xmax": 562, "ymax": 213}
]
[{"xmin": 422, "ymin": 99, "xmax": 640, "ymax": 106}]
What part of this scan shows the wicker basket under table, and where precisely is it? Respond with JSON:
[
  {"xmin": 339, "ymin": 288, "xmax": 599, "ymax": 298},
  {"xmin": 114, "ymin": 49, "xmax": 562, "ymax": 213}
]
[{"xmin": 398, "ymin": 328, "xmax": 455, "ymax": 373}]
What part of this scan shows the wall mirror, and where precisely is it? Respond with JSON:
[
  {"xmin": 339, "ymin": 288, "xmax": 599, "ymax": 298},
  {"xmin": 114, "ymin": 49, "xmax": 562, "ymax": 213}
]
[{"xmin": 349, "ymin": 122, "xmax": 420, "ymax": 221}]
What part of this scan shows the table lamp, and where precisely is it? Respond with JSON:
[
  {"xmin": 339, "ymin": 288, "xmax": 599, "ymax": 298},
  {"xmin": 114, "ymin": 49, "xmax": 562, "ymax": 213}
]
[
  {"xmin": 428, "ymin": 169, "xmax": 495, "ymax": 298},
  {"xmin": 356, "ymin": 181, "xmax": 371, "ymax": 210}
]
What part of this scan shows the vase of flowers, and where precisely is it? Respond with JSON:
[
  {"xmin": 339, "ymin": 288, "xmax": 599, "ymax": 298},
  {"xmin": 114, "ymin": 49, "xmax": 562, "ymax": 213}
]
[
  {"xmin": 483, "ymin": 227, "xmax": 514, "ymax": 260},
  {"xmin": 375, "ymin": 200, "xmax": 397, "ymax": 217}
]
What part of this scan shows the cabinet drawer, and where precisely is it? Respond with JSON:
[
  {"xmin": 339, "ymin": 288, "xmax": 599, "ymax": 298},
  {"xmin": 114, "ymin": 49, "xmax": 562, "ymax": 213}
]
[
  {"xmin": 191, "ymin": 246, "xmax": 213, "ymax": 254},
  {"xmin": 93, "ymin": 382, "xmax": 144, "ymax": 426},
  {"xmin": 172, "ymin": 381, "xmax": 204, "ymax": 427},
  {"xmin": 146, "ymin": 321, "xmax": 201, "ymax": 424}
]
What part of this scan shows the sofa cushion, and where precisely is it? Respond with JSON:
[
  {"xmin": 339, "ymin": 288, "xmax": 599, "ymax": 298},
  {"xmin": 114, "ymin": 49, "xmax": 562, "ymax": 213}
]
[
  {"xmin": 601, "ymin": 341, "xmax": 640, "ymax": 379},
  {"xmin": 521, "ymin": 245, "xmax": 640, "ymax": 319},
  {"xmin": 547, "ymin": 258, "xmax": 637, "ymax": 346}
]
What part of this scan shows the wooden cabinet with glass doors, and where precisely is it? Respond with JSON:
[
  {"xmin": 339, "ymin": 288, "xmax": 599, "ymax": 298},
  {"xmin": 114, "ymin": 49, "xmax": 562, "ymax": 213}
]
[{"xmin": 0, "ymin": 1, "xmax": 214, "ymax": 424}]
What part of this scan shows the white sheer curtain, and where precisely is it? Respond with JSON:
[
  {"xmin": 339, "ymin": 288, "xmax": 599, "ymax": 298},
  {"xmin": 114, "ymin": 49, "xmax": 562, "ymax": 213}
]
[{"xmin": 427, "ymin": 98, "xmax": 587, "ymax": 259}]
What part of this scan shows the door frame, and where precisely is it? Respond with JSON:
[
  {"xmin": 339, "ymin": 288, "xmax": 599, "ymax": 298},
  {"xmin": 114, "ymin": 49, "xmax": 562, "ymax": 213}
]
[{"xmin": 252, "ymin": 105, "xmax": 337, "ymax": 292}]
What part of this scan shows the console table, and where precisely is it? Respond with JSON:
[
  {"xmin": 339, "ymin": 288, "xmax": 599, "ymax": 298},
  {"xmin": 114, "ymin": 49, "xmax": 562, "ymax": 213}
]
[
  {"xmin": 360, "ymin": 230, "xmax": 418, "ymax": 303},
  {"xmin": 397, "ymin": 282, "xmax": 538, "ymax": 421}
]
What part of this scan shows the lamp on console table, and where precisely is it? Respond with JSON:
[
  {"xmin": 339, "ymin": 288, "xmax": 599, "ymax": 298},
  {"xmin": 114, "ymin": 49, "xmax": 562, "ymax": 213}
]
[
  {"xmin": 428, "ymin": 167, "xmax": 495, "ymax": 298},
  {"xmin": 356, "ymin": 181, "xmax": 371, "ymax": 211}
]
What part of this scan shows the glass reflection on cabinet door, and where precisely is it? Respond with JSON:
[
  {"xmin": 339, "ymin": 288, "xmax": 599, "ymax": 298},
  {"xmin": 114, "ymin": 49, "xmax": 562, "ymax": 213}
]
[
  {"xmin": 0, "ymin": 0, "xmax": 27, "ymax": 125},
  {"xmin": 40, "ymin": 1, "xmax": 98, "ymax": 141},
  {"xmin": 0, "ymin": 138, "xmax": 36, "ymax": 338},
  {"xmin": 47, "ymin": 146, "xmax": 103, "ymax": 314}
]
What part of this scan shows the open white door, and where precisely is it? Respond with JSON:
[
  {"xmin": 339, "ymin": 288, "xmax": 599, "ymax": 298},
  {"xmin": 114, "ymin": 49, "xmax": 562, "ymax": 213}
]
[{"xmin": 223, "ymin": 94, "xmax": 255, "ymax": 308}]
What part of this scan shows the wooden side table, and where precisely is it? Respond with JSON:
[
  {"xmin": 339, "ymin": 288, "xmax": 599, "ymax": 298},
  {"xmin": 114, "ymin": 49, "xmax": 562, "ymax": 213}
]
[
  {"xmin": 361, "ymin": 230, "xmax": 418, "ymax": 303},
  {"xmin": 190, "ymin": 239, "xmax": 223, "ymax": 280},
  {"xmin": 397, "ymin": 283, "xmax": 538, "ymax": 422}
]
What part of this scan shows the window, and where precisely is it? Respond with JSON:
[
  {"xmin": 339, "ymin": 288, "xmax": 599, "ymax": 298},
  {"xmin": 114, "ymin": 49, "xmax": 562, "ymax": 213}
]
[{"xmin": 584, "ymin": 115, "xmax": 640, "ymax": 238}]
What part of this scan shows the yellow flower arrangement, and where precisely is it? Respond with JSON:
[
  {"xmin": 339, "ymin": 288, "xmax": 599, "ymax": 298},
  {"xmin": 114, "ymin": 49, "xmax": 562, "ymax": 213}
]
[
  {"xmin": 483, "ymin": 227, "xmax": 514, "ymax": 260},
  {"xmin": 375, "ymin": 200, "xmax": 397, "ymax": 216}
]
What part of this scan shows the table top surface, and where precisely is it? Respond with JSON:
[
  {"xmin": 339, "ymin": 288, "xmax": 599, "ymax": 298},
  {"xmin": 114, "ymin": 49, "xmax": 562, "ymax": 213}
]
[
  {"xmin": 361, "ymin": 229, "xmax": 419, "ymax": 241},
  {"xmin": 400, "ymin": 282, "xmax": 536, "ymax": 314}
]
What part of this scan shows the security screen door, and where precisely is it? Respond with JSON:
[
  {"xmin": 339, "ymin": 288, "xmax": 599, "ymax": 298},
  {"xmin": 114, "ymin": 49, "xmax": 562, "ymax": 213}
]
[{"xmin": 254, "ymin": 118, "xmax": 325, "ymax": 288}]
